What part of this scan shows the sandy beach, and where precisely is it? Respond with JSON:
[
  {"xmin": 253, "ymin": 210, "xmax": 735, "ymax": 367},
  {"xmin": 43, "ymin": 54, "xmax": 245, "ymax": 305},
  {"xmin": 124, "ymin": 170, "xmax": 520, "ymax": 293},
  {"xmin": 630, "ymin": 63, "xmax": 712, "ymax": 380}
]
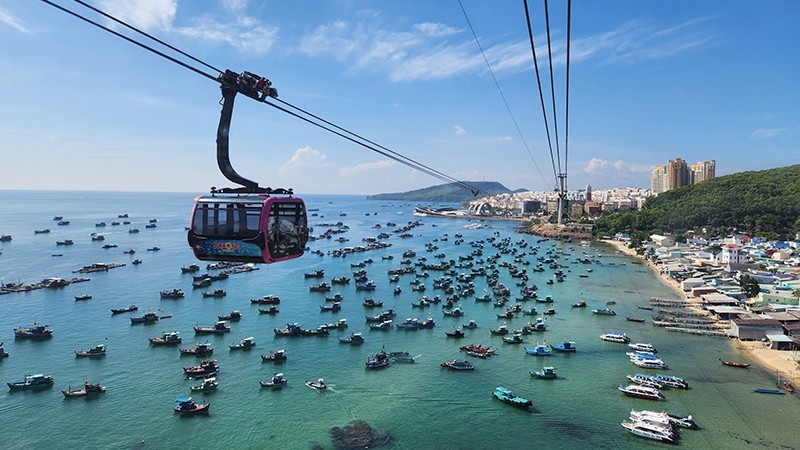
[{"xmin": 601, "ymin": 239, "xmax": 800, "ymax": 383}]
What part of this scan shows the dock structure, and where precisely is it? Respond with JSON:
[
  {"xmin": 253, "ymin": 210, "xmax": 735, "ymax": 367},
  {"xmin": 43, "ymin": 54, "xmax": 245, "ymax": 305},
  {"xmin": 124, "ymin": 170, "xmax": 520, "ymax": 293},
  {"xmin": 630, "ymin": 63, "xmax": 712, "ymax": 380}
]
[
  {"xmin": 650, "ymin": 297, "xmax": 693, "ymax": 307},
  {"xmin": 0, "ymin": 277, "xmax": 90, "ymax": 295},
  {"xmin": 665, "ymin": 327, "xmax": 729, "ymax": 337}
]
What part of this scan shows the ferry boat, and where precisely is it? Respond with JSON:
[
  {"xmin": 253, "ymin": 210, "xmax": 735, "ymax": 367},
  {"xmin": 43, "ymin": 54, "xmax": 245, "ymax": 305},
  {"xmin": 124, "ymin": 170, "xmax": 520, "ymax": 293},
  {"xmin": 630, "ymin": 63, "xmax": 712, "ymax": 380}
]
[
  {"xmin": 75, "ymin": 344, "xmax": 107, "ymax": 357},
  {"xmin": 492, "ymin": 387, "xmax": 532, "ymax": 410},
  {"xmin": 621, "ymin": 420, "xmax": 676, "ymax": 443},
  {"xmin": 62, "ymin": 381, "xmax": 106, "ymax": 397},
  {"xmin": 14, "ymin": 323, "xmax": 53, "ymax": 339},
  {"xmin": 600, "ymin": 332, "xmax": 630, "ymax": 343},
  {"xmin": 618, "ymin": 384, "xmax": 664, "ymax": 401},
  {"xmin": 653, "ymin": 374, "xmax": 688, "ymax": 389},
  {"xmin": 174, "ymin": 397, "xmax": 210, "ymax": 415},
  {"xmin": 7, "ymin": 373, "xmax": 54, "ymax": 390},
  {"xmin": 626, "ymin": 373, "xmax": 663, "ymax": 389},
  {"xmin": 440, "ymin": 359, "xmax": 475, "ymax": 370},
  {"xmin": 149, "ymin": 331, "xmax": 181, "ymax": 345}
]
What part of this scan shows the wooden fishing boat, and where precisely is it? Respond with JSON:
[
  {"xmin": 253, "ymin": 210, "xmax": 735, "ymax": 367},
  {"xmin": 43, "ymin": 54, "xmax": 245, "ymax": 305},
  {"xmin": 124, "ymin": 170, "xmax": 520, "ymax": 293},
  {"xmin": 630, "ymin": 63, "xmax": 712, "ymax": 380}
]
[
  {"xmin": 174, "ymin": 397, "xmax": 210, "ymax": 415},
  {"xmin": 75, "ymin": 344, "xmax": 107, "ymax": 357},
  {"xmin": 261, "ymin": 349, "xmax": 287, "ymax": 362},
  {"xmin": 62, "ymin": 381, "xmax": 106, "ymax": 397},
  {"xmin": 752, "ymin": 387, "xmax": 785, "ymax": 395},
  {"xmin": 111, "ymin": 305, "xmax": 138, "ymax": 314},
  {"xmin": 626, "ymin": 317, "xmax": 646, "ymax": 323},
  {"xmin": 719, "ymin": 358, "xmax": 750, "ymax": 368}
]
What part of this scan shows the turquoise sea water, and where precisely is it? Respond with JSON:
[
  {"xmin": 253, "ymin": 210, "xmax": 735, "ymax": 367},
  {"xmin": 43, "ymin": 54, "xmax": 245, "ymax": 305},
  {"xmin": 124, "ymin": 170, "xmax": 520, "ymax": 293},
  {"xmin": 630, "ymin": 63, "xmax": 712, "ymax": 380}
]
[{"xmin": 0, "ymin": 191, "xmax": 797, "ymax": 450}]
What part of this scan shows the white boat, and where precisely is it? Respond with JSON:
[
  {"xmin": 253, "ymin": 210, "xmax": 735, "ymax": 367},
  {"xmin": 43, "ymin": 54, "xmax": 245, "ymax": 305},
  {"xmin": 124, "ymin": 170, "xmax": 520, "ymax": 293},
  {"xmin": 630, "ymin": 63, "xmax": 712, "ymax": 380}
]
[
  {"xmin": 621, "ymin": 420, "xmax": 676, "ymax": 443},
  {"xmin": 618, "ymin": 384, "xmax": 664, "ymax": 401},
  {"xmin": 630, "ymin": 410, "xmax": 672, "ymax": 429},
  {"xmin": 628, "ymin": 342, "xmax": 657, "ymax": 353},
  {"xmin": 632, "ymin": 358, "xmax": 669, "ymax": 370},
  {"xmin": 600, "ymin": 332, "xmax": 630, "ymax": 343}
]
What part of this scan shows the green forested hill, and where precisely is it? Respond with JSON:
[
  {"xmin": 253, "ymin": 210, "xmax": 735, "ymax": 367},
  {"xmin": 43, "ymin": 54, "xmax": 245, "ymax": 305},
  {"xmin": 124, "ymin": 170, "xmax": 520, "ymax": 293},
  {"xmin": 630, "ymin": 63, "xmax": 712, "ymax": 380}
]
[
  {"xmin": 593, "ymin": 165, "xmax": 800, "ymax": 241},
  {"xmin": 367, "ymin": 181, "xmax": 512, "ymax": 202}
]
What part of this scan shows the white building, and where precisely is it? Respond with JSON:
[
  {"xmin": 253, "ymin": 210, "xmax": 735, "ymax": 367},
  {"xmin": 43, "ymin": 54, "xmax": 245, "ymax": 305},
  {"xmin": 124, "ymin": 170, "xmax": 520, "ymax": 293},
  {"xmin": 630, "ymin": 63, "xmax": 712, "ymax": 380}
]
[{"xmin": 719, "ymin": 244, "xmax": 748, "ymax": 264}]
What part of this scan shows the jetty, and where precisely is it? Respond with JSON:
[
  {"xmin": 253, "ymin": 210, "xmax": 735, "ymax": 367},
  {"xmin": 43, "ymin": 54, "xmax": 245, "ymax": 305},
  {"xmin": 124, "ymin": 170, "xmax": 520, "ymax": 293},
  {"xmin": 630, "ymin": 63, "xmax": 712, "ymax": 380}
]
[
  {"xmin": 74, "ymin": 263, "xmax": 126, "ymax": 273},
  {"xmin": 1, "ymin": 277, "xmax": 90, "ymax": 295}
]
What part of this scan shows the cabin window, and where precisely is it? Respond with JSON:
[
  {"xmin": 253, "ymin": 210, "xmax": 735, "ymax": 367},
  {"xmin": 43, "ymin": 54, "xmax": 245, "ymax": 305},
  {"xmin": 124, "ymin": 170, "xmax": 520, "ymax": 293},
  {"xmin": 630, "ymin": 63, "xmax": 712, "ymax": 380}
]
[
  {"xmin": 193, "ymin": 201, "xmax": 262, "ymax": 239},
  {"xmin": 267, "ymin": 201, "xmax": 308, "ymax": 259}
]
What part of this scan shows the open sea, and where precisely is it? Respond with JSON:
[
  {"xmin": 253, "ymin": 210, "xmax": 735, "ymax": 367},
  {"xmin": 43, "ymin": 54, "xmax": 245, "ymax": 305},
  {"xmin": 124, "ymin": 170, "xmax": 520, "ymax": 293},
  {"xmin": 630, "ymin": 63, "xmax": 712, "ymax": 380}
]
[{"xmin": 0, "ymin": 190, "xmax": 797, "ymax": 450}]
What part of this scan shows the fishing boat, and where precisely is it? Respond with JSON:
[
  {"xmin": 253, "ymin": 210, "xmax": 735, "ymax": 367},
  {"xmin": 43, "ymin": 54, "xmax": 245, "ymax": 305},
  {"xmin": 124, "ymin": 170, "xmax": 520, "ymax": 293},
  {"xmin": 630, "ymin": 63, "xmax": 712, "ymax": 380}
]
[
  {"xmin": 13, "ymin": 323, "xmax": 54, "ymax": 339},
  {"xmin": 628, "ymin": 343, "xmax": 657, "ymax": 353},
  {"xmin": 492, "ymin": 387, "xmax": 532, "ymax": 410},
  {"xmin": 7, "ymin": 373, "xmax": 54, "ymax": 390},
  {"xmin": 446, "ymin": 328, "xmax": 465, "ymax": 338},
  {"xmin": 150, "ymin": 331, "xmax": 181, "ymax": 345},
  {"xmin": 75, "ymin": 344, "xmax": 107, "ymax": 357},
  {"xmin": 190, "ymin": 376, "xmax": 218, "ymax": 392},
  {"xmin": 524, "ymin": 343, "xmax": 551, "ymax": 356},
  {"xmin": 752, "ymin": 387, "xmax": 786, "ymax": 395},
  {"xmin": 626, "ymin": 317, "xmax": 646, "ymax": 323},
  {"xmin": 549, "ymin": 341, "xmax": 577, "ymax": 352},
  {"xmin": 502, "ymin": 334, "xmax": 524, "ymax": 344},
  {"xmin": 443, "ymin": 307, "xmax": 465, "ymax": 317},
  {"xmin": 339, "ymin": 332, "xmax": 365, "ymax": 345},
  {"xmin": 441, "ymin": 359, "xmax": 475, "ymax": 370},
  {"xmin": 621, "ymin": 420, "xmax": 676, "ymax": 443},
  {"xmin": 217, "ymin": 310, "xmax": 241, "ymax": 322},
  {"xmin": 719, "ymin": 358, "xmax": 750, "ymax": 368},
  {"xmin": 160, "ymin": 289, "xmax": 184, "ymax": 299},
  {"xmin": 261, "ymin": 349, "xmax": 287, "ymax": 362},
  {"xmin": 490, "ymin": 325, "xmax": 509, "ymax": 335},
  {"xmin": 331, "ymin": 276, "xmax": 350, "ymax": 284},
  {"xmin": 618, "ymin": 384, "xmax": 664, "ymax": 401},
  {"xmin": 543, "ymin": 308, "xmax": 556, "ymax": 315},
  {"xmin": 320, "ymin": 302, "xmax": 341, "ymax": 312},
  {"xmin": 259, "ymin": 306, "xmax": 279, "ymax": 315},
  {"xmin": 251, "ymin": 295, "xmax": 281, "ymax": 305},
  {"xmin": 202, "ymin": 289, "xmax": 227, "ymax": 298},
  {"xmin": 365, "ymin": 349, "xmax": 390, "ymax": 369},
  {"xmin": 181, "ymin": 264, "xmax": 200, "ymax": 273},
  {"xmin": 396, "ymin": 317, "xmax": 420, "ymax": 330},
  {"xmin": 230, "ymin": 337, "xmax": 256, "ymax": 350},
  {"xmin": 111, "ymin": 305, "xmax": 138, "ymax": 315},
  {"xmin": 592, "ymin": 308, "xmax": 616, "ymax": 316},
  {"xmin": 180, "ymin": 342, "xmax": 214, "ymax": 356},
  {"xmin": 130, "ymin": 312, "xmax": 159, "ymax": 323},
  {"xmin": 600, "ymin": 332, "xmax": 630, "ymax": 343},
  {"xmin": 174, "ymin": 397, "xmax": 210, "ymax": 415},
  {"xmin": 368, "ymin": 320, "xmax": 393, "ymax": 330},
  {"xmin": 305, "ymin": 378, "xmax": 327, "ymax": 391},
  {"xmin": 183, "ymin": 360, "xmax": 219, "ymax": 378},
  {"xmin": 309, "ymin": 282, "xmax": 332, "ymax": 292},
  {"xmin": 62, "ymin": 380, "xmax": 106, "ymax": 397},
  {"xmin": 462, "ymin": 320, "xmax": 478, "ymax": 329},
  {"xmin": 193, "ymin": 321, "xmax": 231, "ymax": 335},
  {"xmin": 74, "ymin": 294, "xmax": 92, "ymax": 301},
  {"xmin": 571, "ymin": 301, "xmax": 587, "ymax": 308},
  {"xmin": 530, "ymin": 366, "xmax": 557, "ymax": 379},
  {"xmin": 304, "ymin": 269, "xmax": 325, "ymax": 279},
  {"xmin": 362, "ymin": 297, "xmax": 383, "ymax": 307},
  {"xmin": 0, "ymin": 343, "xmax": 8, "ymax": 358}
]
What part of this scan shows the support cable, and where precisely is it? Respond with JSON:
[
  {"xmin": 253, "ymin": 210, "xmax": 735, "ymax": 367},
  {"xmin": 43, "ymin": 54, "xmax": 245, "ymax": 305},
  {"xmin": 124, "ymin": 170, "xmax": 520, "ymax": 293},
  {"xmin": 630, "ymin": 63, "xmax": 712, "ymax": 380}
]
[
  {"xmin": 543, "ymin": 0, "xmax": 562, "ymax": 175},
  {"xmin": 564, "ymin": 0, "xmax": 572, "ymax": 192}
]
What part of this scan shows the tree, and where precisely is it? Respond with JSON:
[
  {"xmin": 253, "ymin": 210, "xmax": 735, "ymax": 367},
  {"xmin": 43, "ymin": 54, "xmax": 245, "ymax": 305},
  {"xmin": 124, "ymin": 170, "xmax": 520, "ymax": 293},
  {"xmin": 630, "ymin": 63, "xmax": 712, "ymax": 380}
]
[
  {"xmin": 738, "ymin": 275, "xmax": 761, "ymax": 299},
  {"xmin": 792, "ymin": 288, "xmax": 800, "ymax": 304}
]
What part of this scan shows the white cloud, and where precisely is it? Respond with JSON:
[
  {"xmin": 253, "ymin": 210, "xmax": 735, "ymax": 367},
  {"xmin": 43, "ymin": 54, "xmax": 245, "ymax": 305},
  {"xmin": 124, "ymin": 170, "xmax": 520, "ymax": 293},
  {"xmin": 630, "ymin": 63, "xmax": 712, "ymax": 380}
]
[
  {"xmin": 750, "ymin": 127, "xmax": 796, "ymax": 139},
  {"xmin": 0, "ymin": 6, "xmax": 31, "ymax": 34},
  {"xmin": 413, "ymin": 22, "xmax": 461, "ymax": 37},
  {"xmin": 583, "ymin": 157, "xmax": 652, "ymax": 175},
  {"xmin": 453, "ymin": 125, "xmax": 467, "ymax": 136},
  {"xmin": 280, "ymin": 146, "xmax": 326, "ymax": 172},
  {"xmin": 176, "ymin": 17, "xmax": 277, "ymax": 55},
  {"xmin": 221, "ymin": 0, "xmax": 247, "ymax": 13},
  {"xmin": 97, "ymin": 0, "xmax": 177, "ymax": 32},
  {"xmin": 339, "ymin": 160, "xmax": 398, "ymax": 176}
]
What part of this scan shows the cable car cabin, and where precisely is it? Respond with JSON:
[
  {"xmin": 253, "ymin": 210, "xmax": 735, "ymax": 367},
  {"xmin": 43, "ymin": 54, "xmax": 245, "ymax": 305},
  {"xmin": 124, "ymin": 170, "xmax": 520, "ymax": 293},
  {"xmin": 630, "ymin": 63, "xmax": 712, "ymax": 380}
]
[{"xmin": 188, "ymin": 196, "xmax": 308, "ymax": 264}]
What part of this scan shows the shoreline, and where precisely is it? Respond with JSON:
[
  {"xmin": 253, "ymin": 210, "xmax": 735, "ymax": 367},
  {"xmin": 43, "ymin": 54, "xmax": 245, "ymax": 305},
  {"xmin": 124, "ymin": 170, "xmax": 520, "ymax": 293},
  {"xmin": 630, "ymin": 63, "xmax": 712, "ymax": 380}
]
[{"xmin": 600, "ymin": 240, "xmax": 800, "ymax": 382}]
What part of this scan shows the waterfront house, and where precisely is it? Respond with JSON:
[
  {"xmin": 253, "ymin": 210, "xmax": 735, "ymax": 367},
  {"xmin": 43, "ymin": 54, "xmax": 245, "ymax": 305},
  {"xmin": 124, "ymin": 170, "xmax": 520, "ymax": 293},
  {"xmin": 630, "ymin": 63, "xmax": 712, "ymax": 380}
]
[
  {"xmin": 765, "ymin": 334, "xmax": 795, "ymax": 350},
  {"xmin": 731, "ymin": 318, "xmax": 784, "ymax": 341}
]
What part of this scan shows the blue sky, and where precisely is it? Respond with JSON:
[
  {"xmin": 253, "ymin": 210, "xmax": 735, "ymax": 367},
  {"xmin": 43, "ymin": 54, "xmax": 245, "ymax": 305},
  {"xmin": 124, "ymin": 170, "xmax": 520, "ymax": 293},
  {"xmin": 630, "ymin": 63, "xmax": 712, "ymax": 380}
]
[{"xmin": 0, "ymin": 0, "xmax": 797, "ymax": 195}]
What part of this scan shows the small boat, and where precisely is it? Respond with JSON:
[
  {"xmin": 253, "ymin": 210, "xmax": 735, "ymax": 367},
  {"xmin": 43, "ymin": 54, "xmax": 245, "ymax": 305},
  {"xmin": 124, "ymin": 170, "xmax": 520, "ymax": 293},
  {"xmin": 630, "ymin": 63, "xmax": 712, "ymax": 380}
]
[
  {"xmin": 14, "ymin": 323, "xmax": 54, "ymax": 339},
  {"xmin": 571, "ymin": 301, "xmax": 587, "ymax": 308},
  {"xmin": 592, "ymin": 308, "xmax": 616, "ymax": 316},
  {"xmin": 629, "ymin": 343, "xmax": 657, "ymax": 353},
  {"xmin": 62, "ymin": 381, "xmax": 106, "ymax": 397},
  {"xmin": 339, "ymin": 332, "xmax": 365, "ymax": 345},
  {"xmin": 626, "ymin": 317, "xmax": 646, "ymax": 323},
  {"xmin": 261, "ymin": 349, "xmax": 287, "ymax": 362},
  {"xmin": 543, "ymin": 308, "xmax": 556, "ymax": 315},
  {"xmin": 320, "ymin": 302, "xmax": 342, "ymax": 312},
  {"xmin": 75, "ymin": 344, "xmax": 107, "ymax": 357},
  {"xmin": 304, "ymin": 269, "xmax": 325, "ymax": 278},
  {"xmin": 446, "ymin": 328, "xmax": 465, "ymax": 338},
  {"xmin": 7, "ymin": 373, "xmax": 54, "ymax": 390},
  {"xmin": 305, "ymin": 378, "xmax": 327, "ymax": 391},
  {"xmin": 130, "ymin": 312, "xmax": 159, "ymax": 323},
  {"xmin": 621, "ymin": 420, "xmax": 676, "ymax": 443},
  {"xmin": 74, "ymin": 294, "xmax": 92, "ymax": 301},
  {"xmin": 369, "ymin": 320, "xmax": 393, "ymax": 330},
  {"xmin": 193, "ymin": 321, "xmax": 231, "ymax": 335},
  {"xmin": 251, "ymin": 295, "xmax": 281, "ymax": 305},
  {"xmin": 462, "ymin": 320, "xmax": 478, "ymax": 329},
  {"xmin": 492, "ymin": 387, "xmax": 532, "ymax": 410},
  {"xmin": 524, "ymin": 344, "xmax": 551, "ymax": 356},
  {"xmin": 600, "ymin": 332, "xmax": 630, "ymax": 343},
  {"xmin": 752, "ymin": 387, "xmax": 786, "ymax": 395},
  {"xmin": 190, "ymin": 377, "xmax": 218, "ymax": 392},
  {"xmin": 202, "ymin": 289, "xmax": 227, "ymax": 298},
  {"xmin": 180, "ymin": 342, "xmax": 214, "ymax": 356},
  {"xmin": 160, "ymin": 289, "xmax": 184, "ymax": 299},
  {"xmin": 441, "ymin": 359, "xmax": 475, "ymax": 370},
  {"xmin": 259, "ymin": 306, "xmax": 279, "ymax": 315},
  {"xmin": 719, "ymin": 358, "xmax": 750, "ymax": 368},
  {"xmin": 502, "ymin": 334, "xmax": 524, "ymax": 344},
  {"xmin": 618, "ymin": 384, "xmax": 663, "ymax": 401},
  {"xmin": 181, "ymin": 264, "xmax": 200, "ymax": 273},
  {"xmin": 490, "ymin": 325, "xmax": 509, "ymax": 335},
  {"xmin": 392, "ymin": 354, "xmax": 418, "ymax": 363},
  {"xmin": 230, "ymin": 337, "xmax": 256, "ymax": 350},
  {"xmin": 549, "ymin": 341, "xmax": 576, "ymax": 352},
  {"xmin": 147, "ymin": 246, "xmax": 160, "ymax": 251},
  {"xmin": 149, "ymin": 331, "xmax": 181, "ymax": 345},
  {"xmin": 636, "ymin": 305, "xmax": 654, "ymax": 310},
  {"xmin": 174, "ymin": 397, "xmax": 210, "ymax": 415},
  {"xmin": 0, "ymin": 343, "xmax": 8, "ymax": 358},
  {"xmin": 132, "ymin": 259, "xmax": 142, "ymax": 265},
  {"xmin": 530, "ymin": 366, "xmax": 557, "ymax": 379},
  {"xmin": 111, "ymin": 305, "xmax": 138, "ymax": 315},
  {"xmin": 217, "ymin": 310, "xmax": 241, "ymax": 321},
  {"xmin": 365, "ymin": 349, "xmax": 390, "ymax": 369},
  {"xmin": 183, "ymin": 360, "xmax": 219, "ymax": 378}
]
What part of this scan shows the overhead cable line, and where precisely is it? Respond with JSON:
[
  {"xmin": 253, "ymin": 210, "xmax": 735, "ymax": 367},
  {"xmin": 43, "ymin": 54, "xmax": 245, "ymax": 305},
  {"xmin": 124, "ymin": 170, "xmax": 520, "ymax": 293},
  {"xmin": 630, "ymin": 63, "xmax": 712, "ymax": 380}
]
[
  {"xmin": 543, "ymin": 0, "xmax": 562, "ymax": 174},
  {"xmin": 41, "ymin": 0, "xmax": 486, "ymax": 197},
  {"xmin": 564, "ymin": 0, "xmax": 572, "ymax": 190},
  {"xmin": 456, "ymin": 0, "xmax": 550, "ymax": 189},
  {"xmin": 522, "ymin": 0, "xmax": 559, "ymax": 188}
]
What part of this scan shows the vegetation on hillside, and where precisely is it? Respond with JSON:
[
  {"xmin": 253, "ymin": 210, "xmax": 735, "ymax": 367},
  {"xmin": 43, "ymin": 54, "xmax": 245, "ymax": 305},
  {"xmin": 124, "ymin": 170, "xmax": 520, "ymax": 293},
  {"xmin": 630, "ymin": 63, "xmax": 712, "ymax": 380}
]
[
  {"xmin": 593, "ymin": 165, "xmax": 800, "ymax": 243},
  {"xmin": 367, "ymin": 181, "xmax": 512, "ymax": 202}
]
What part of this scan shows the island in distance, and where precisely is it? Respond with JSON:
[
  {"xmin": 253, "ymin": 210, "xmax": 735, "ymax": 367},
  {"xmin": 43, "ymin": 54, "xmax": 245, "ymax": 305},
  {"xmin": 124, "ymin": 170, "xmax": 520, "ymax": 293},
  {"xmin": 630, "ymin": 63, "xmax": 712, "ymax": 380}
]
[{"xmin": 367, "ymin": 181, "xmax": 524, "ymax": 203}]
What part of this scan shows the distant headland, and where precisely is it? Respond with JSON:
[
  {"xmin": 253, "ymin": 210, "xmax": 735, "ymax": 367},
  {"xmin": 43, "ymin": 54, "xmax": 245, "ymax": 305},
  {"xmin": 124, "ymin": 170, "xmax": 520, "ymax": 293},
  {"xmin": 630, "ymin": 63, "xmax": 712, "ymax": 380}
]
[{"xmin": 367, "ymin": 181, "xmax": 521, "ymax": 203}]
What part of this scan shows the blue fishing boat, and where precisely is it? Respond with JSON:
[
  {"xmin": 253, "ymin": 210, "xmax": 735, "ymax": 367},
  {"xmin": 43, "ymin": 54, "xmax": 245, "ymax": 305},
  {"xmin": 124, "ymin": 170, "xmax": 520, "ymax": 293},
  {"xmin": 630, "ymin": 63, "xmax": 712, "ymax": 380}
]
[
  {"xmin": 549, "ymin": 341, "xmax": 577, "ymax": 352},
  {"xmin": 7, "ymin": 373, "xmax": 54, "ymax": 390},
  {"xmin": 492, "ymin": 387, "xmax": 532, "ymax": 410},
  {"xmin": 752, "ymin": 387, "xmax": 786, "ymax": 395},
  {"xmin": 524, "ymin": 343, "xmax": 551, "ymax": 356}
]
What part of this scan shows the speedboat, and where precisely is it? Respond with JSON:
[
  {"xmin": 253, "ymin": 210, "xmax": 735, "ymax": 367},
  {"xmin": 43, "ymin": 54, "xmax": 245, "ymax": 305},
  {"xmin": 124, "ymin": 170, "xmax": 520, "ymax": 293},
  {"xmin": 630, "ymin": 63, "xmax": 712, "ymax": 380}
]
[
  {"xmin": 618, "ymin": 384, "xmax": 664, "ymax": 401},
  {"xmin": 600, "ymin": 332, "xmax": 630, "ymax": 343},
  {"xmin": 654, "ymin": 374, "xmax": 688, "ymax": 389},
  {"xmin": 305, "ymin": 378, "xmax": 327, "ymax": 391},
  {"xmin": 621, "ymin": 420, "xmax": 676, "ymax": 443},
  {"xmin": 629, "ymin": 342, "xmax": 657, "ymax": 353}
]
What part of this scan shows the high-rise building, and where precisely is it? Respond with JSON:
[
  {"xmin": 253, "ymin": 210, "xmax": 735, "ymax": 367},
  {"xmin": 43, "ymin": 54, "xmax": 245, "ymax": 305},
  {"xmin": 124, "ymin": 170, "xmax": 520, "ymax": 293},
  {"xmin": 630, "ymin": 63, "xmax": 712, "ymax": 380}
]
[
  {"xmin": 650, "ymin": 166, "xmax": 668, "ymax": 194},
  {"xmin": 667, "ymin": 158, "xmax": 690, "ymax": 189},
  {"xmin": 585, "ymin": 184, "xmax": 592, "ymax": 202},
  {"xmin": 690, "ymin": 160, "xmax": 716, "ymax": 184}
]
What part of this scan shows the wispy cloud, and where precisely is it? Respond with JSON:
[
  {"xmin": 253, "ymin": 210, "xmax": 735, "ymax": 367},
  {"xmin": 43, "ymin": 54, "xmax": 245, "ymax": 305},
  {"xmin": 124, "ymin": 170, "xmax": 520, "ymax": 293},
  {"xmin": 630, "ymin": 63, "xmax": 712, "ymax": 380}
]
[
  {"xmin": 453, "ymin": 125, "xmax": 467, "ymax": 136},
  {"xmin": 280, "ymin": 146, "xmax": 326, "ymax": 173},
  {"xmin": 176, "ymin": 16, "xmax": 277, "ymax": 55},
  {"xmin": 298, "ymin": 16, "xmax": 715, "ymax": 81},
  {"xmin": 582, "ymin": 157, "xmax": 653, "ymax": 175},
  {"xmin": 96, "ymin": 0, "xmax": 177, "ymax": 32},
  {"xmin": 0, "ymin": 6, "xmax": 32, "ymax": 34},
  {"xmin": 750, "ymin": 127, "xmax": 797, "ymax": 139},
  {"xmin": 339, "ymin": 160, "xmax": 398, "ymax": 176}
]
